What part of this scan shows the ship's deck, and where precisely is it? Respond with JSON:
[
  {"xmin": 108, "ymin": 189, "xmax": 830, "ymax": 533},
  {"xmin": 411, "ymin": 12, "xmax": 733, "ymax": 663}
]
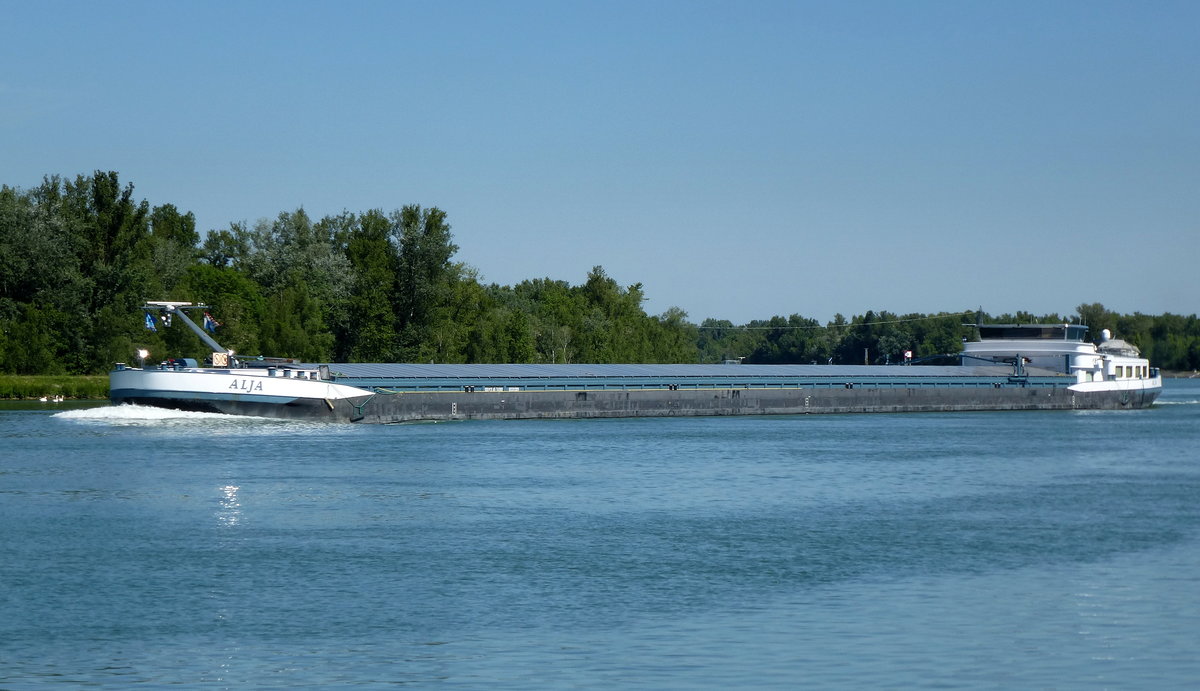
[{"xmin": 317, "ymin": 363, "xmax": 1072, "ymax": 393}]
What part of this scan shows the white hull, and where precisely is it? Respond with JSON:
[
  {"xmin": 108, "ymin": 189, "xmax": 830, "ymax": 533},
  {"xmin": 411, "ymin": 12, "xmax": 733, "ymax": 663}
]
[
  {"xmin": 109, "ymin": 367, "xmax": 374, "ymax": 420},
  {"xmin": 1068, "ymin": 377, "xmax": 1163, "ymax": 395}
]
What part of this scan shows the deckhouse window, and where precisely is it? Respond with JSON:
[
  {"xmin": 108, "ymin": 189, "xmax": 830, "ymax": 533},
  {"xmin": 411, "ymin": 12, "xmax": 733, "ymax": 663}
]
[{"xmin": 978, "ymin": 325, "xmax": 1069, "ymax": 340}]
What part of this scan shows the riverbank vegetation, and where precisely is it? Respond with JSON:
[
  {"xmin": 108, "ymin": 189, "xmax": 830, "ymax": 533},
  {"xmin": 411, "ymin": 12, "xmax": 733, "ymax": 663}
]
[
  {"xmin": 3, "ymin": 171, "xmax": 1199, "ymax": 375},
  {"xmin": 0, "ymin": 375, "xmax": 108, "ymax": 400}
]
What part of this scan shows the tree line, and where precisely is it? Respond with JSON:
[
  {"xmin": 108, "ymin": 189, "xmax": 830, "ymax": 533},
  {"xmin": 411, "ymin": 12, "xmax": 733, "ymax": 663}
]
[{"xmin": 2, "ymin": 171, "xmax": 1198, "ymax": 374}]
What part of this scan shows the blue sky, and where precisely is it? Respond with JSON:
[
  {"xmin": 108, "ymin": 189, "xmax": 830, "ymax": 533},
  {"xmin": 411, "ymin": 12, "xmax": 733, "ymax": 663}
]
[{"xmin": 3, "ymin": 1, "xmax": 1196, "ymax": 323}]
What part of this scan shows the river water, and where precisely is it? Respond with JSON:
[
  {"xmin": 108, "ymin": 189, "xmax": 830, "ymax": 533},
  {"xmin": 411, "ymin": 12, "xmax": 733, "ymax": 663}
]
[{"xmin": 2, "ymin": 380, "xmax": 1199, "ymax": 688}]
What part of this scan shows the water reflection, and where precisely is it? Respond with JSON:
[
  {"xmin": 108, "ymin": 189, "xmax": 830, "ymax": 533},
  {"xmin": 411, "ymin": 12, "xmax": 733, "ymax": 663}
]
[{"xmin": 217, "ymin": 484, "xmax": 241, "ymax": 527}]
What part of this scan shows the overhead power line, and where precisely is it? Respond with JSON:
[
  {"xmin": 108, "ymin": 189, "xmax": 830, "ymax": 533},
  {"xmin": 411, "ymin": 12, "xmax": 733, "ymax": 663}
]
[{"xmin": 697, "ymin": 312, "xmax": 976, "ymax": 331}]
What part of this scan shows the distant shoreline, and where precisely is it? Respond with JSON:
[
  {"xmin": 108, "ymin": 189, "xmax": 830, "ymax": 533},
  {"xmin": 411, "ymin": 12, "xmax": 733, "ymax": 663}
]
[
  {"xmin": 1162, "ymin": 370, "xmax": 1200, "ymax": 379},
  {"xmin": 0, "ymin": 375, "xmax": 109, "ymax": 400}
]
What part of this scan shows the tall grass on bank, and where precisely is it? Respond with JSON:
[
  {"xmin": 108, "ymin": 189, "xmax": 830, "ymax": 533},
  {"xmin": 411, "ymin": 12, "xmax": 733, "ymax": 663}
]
[{"xmin": 0, "ymin": 375, "xmax": 109, "ymax": 400}]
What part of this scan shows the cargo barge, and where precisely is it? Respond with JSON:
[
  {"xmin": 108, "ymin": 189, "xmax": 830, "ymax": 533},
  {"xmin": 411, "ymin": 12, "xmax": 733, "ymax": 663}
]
[{"xmin": 109, "ymin": 302, "xmax": 1162, "ymax": 423}]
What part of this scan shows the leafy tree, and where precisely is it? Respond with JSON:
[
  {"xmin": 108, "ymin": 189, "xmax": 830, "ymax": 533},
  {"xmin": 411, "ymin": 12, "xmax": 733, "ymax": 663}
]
[
  {"xmin": 57, "ymin": 171, "xmax": 156, "ymax": 372},
  {"xmin": 149, "ymin": 203, "xmax": 199, "ymax": 248},
  {"xmin": 0, "ymin": 303, "xmax": 65, "ymax": 374},
  {"xmin": 502, "ymin": 308, "xmax": 537, "ymax": 363},
  {"xmin": 233, "ymin": 208, "xmax": 349, "ymax": 360},
  {"xmin": 653, "ymin": 307, "xmax": 698, "ymax": 363},
  {"xmin": 1076, "ymin": 303, "xmax": 1115, "ymax": 337},
  {"xmin": 344, "ymin": 210, "xmax": 398, "ymax": 361},
  {"xmin": 201, "ymin": 224, "xmax": 249, "ymax": 269},
  {"xmin": 392, "ymin": 205, "xmax": 458, "ymax": 360},
  {"xmin": 259, "ymin": 281, "xmax": 333, "ymax": 361},
  {"xmin": 148, "ymin": 203, "xmax": 198, "ymax": 296}
]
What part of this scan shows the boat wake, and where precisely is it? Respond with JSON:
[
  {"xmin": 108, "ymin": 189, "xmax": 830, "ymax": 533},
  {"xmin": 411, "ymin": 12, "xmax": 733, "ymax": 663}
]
[
  {"xmin": 54, "ymin": 404, "xmax": 271, "ymax": 423},
  {"xmin": 51, "ymin": 404, "xmax": 355, "ymax": 437}
]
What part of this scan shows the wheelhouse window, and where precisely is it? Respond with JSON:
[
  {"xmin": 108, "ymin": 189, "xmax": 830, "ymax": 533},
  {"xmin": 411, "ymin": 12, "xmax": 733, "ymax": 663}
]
[{"xmin": 978, "ymin": 325, "xmax": 1072, "ymax": 340}]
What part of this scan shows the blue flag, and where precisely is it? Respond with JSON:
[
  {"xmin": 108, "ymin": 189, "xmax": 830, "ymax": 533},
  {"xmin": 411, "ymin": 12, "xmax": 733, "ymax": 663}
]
[{"xmin": 144, "ymin": 312, "xmax": 157, "ymax": 332}]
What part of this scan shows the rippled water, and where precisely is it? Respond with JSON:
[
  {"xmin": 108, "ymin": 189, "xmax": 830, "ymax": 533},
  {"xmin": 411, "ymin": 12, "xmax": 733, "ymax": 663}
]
[{"xmin": 2, "ymin": 381, "xmax": 1199, "ymax": 688}]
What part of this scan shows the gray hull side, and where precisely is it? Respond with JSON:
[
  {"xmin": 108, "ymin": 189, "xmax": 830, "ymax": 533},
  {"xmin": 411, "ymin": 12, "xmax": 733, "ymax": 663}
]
[{"xmin": 350, "ymin": 386, "xmax": 1160, "ymax": 423}]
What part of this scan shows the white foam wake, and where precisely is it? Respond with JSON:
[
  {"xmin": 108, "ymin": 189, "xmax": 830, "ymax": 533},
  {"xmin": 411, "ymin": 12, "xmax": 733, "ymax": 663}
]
[
  {"xmin": 52, "ymin": 403, "xmax": 361, "ymax": 438},
  {"xmin": 53, "ymin": 403, "xmax": 261, "ymax": 422}
]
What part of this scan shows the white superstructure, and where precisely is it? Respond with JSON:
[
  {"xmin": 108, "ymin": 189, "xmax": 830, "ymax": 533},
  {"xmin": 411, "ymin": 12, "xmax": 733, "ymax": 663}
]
[{"xmin": 962, "ymin": 323, "xmax": 1162, "ymax": 396}]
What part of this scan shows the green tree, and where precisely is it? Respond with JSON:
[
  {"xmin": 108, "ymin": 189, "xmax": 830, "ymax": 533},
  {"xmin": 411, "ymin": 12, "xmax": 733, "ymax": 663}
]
[
  {"xmin": 259, "ymin": 281, "xmax": 333, "ymax": 361},
  {"xmin": 148, "ymin": 203, "xmax": 199, "ymax": 296},
  {"xmin": 652, "ymin": 307, "xmax": 698, "ymax": 363},
  {"xmin": 0, "ymin": 303, "xmax": 65, "ymax": 374},
  {"xmin": 1076, "ymin": 303, "xmax": 1115, "ymax": 339},
  {"xmin": 344, "ymin": 210, "xmax": 398, "ymax": 361},
  {"xmin": 200, "ymin": 224, "xmax": 249, "ymax": 269},
  {"xmin": 392, "ymin": 205, "xmax": 458, "ymax": 360},
  {"xmin": 57, "ymin": 171, "xmax": 156, "ymax": 372}
]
